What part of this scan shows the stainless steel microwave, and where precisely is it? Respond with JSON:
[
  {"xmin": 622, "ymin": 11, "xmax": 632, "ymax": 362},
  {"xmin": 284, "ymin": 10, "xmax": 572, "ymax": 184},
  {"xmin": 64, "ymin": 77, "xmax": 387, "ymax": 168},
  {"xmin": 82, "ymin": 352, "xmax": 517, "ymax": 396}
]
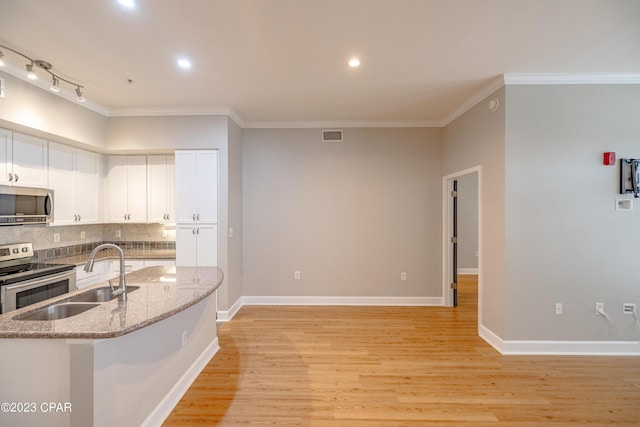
[{"xmin": 0, "ymin": 185, "xmax": 53, "ymax": 225}]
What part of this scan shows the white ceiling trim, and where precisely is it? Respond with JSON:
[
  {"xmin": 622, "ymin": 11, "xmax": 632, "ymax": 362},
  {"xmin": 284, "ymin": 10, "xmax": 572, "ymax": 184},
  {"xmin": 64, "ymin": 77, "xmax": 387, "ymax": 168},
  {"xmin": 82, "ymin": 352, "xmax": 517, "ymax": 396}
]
[
  {"xmin": 241, "ymin": 120, "xmax": 442, "ymax": 129},
  {"xmin": 504, "ymin": 73, "xmax": 640, "ymax": 85},
  {"xmin": 440, "ymin": 75, "xmax": 506, "ymax": 127}
]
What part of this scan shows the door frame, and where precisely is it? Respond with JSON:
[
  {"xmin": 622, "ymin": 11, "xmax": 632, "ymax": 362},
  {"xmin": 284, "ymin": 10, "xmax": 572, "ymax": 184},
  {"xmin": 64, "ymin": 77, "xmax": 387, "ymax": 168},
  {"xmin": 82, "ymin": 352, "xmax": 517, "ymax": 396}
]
[{"xmin": 442, "ymin": 166, "xmax": 483, "ymax": 320}]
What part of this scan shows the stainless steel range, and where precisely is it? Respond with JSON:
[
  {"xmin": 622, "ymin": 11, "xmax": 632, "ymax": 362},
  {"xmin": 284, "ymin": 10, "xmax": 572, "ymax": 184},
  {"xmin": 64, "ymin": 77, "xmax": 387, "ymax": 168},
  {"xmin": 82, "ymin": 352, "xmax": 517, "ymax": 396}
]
[{"xmin": 0, "ymin": 243, "xmax": 75, "ymax": 314}]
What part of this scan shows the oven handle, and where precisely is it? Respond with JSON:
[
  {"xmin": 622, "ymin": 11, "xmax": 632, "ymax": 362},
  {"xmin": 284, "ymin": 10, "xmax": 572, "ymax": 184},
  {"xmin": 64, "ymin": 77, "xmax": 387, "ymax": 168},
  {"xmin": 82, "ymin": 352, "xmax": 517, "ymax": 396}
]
[{"xmin": 4, "ymin": 271, "xmax": 74, "ymax": 291}]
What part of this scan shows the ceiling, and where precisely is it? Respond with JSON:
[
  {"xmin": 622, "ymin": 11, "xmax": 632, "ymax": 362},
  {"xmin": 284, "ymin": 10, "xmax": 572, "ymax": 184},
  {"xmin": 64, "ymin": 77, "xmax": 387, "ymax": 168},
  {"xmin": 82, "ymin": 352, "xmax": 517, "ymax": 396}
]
[{"xmin": 1, "ymin": 0, "xmax": 639, "ymax": 127}]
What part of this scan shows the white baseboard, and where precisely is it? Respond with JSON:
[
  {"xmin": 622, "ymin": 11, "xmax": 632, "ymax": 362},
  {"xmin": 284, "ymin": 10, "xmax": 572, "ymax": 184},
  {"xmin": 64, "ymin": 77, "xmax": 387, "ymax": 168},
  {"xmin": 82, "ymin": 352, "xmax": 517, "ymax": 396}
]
[
  {"xmin": 479, "ymin": 324, "xmax": 640, "ymax": 356},
  {"xmin": 241, "ymin": 295, "xmax": 443, "ymax": 307},
  {"xmin": 217, "ymin": 296, "xmax": 243, "ymax": 322},
  {"xmin": 457, "ymin": 268, "xmax": 478, "ymax": 275},
  {"xmin": 141, "ymin": 337, "xmax": 220, "ymax": 427},
  {"xmin": 217, "ymin": 296, "xmax": 443, "ymax": 322}
]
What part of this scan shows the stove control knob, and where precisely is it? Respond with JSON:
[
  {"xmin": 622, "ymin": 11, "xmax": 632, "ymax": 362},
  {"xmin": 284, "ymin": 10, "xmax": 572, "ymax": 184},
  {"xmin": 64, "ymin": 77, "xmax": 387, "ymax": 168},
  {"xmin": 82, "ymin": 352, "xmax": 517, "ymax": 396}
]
[
  {"xmin": 12, "ymin": 248, "xmax": 19, "ymax": 254},
  {"xmin": 21, "ymin": 247, "xmax": 29, "ymax": 252}
]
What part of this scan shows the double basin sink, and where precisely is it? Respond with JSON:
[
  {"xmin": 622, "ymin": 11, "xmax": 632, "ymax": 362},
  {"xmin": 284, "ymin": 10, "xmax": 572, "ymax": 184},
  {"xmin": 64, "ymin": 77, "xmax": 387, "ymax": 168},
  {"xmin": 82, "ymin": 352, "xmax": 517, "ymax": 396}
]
[{"xmin": 13, "ymin": 286, "xmax": 139, "ymax": 321}]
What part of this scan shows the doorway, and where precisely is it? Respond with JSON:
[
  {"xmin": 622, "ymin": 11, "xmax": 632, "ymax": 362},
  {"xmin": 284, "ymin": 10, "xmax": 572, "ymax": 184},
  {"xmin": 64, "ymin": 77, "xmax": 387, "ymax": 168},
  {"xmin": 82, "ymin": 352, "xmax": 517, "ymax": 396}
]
[{"xmin": 442, "ymin": 167, "xmax": 482, "ymax": 322}]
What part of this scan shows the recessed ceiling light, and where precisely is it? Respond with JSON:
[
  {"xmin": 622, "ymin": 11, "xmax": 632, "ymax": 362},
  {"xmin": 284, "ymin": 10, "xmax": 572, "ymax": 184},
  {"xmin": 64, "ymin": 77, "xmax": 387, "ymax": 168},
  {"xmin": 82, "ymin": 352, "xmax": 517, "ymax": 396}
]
[
  {"xmin": 177, "ymin": 58, "xmax": 192, "ymax": 70},
  {"xmin": 348, "ymin": 58, "xmax": 361, "ymax": 68},
  {"xmin": 117, "ymin": 0, "xmax": 135, "ymax": 8}
]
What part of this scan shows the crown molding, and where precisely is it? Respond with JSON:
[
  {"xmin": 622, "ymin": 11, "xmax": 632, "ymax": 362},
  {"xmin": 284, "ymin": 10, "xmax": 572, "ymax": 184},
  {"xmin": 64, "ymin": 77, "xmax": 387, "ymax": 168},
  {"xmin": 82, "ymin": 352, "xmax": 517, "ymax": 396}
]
[
  {"xmin": 242, "ymin": 119, "xmax": 441, "ymax": 129},
  {"xmin": 440, "ymin": 75, "xmax": 506, "ymax": 127},
  {"xmin": 504, "ymin": 72, "xmax": 640, "ymax": 85}
]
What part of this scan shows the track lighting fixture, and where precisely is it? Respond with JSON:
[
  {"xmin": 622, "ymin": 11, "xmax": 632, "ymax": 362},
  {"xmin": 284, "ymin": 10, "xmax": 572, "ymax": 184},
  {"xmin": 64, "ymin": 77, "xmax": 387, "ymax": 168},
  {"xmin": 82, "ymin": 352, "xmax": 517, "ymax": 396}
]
[
  {"xmin": 0, "ymin": 43, "xmax": 85, "ymax": 102},
  {"xmin": 75, "ymin": 86, "xmax": 85, "ymax": 102},
  {"xmin": 50, "ymin": 76, "xmax": 60, "ymax": 92},
  {"xmin": 26, "ymin": 63, "xmax": 37, "ymax": 80}
]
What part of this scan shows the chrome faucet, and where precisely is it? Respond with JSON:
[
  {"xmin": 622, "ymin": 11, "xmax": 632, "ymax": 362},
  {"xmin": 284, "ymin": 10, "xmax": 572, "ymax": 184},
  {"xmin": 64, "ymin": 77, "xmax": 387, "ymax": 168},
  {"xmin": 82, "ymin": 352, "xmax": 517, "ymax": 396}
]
[{"xmin": 84, "ymin": 243, "xmax": 127, "ymax": 301}]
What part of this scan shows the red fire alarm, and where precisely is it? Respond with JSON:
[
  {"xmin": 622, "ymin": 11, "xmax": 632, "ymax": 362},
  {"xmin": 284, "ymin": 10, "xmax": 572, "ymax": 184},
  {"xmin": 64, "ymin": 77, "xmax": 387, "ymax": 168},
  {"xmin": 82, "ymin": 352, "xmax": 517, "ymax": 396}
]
[{"xmin": 603, "ymin": 152, "xmax": 616, "ymax": 165}]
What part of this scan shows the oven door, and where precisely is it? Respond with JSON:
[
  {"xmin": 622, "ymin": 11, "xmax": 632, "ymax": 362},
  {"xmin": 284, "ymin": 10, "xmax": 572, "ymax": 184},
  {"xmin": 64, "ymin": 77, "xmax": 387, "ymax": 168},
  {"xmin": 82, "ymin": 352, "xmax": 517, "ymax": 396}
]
[{"xmin": 0, "ymin": 270, "xmax": 76, "ymax": 314}]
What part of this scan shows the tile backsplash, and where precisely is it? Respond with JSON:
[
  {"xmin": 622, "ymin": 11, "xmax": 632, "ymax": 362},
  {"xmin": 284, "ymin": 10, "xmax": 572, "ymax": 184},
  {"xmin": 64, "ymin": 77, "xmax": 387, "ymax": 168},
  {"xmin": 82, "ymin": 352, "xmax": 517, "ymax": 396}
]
[{"xmin": 0, "ymin": 223, "xmax": 176, "ymax": 251}]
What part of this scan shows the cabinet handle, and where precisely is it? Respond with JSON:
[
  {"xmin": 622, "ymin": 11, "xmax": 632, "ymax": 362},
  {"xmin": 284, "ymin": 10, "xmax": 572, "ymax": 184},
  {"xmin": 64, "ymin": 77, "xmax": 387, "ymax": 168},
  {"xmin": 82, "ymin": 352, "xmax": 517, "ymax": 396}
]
[
  {"xmin": 78, "ymin": 214, "xmax": 81, "ymax": 221},
  {"xmin": 128, "ymin": 214, "xmax": 131, "ymax": 220},
  {"xmin": 124, "ymin": 214, "xmax": 127, "ymax": 220},
  {"xmin": 193, "ymin": 214, "xmax": 196, "ymax": 221},
  {"xmin": 197, "ymin": 214, "xmax": 200, "ymax": 221},
  {"xmin": 196, "ymin": 228, "xmax": 200, "ymax": 235},
  {"xmin": 192, "ymin": 228, "xmax": 196, "ymax": 235},
  {"xmin": 166, "ymin": 214, "xmax": 170, "ymax": 220},
  {"xmin": 74, "ymin": 214, "xmax": 78, "ymax": 221},
  {"xmin": 14, "ymin": 174, "xmax": 18, "ymax": 182},
  {"xmin": 8, "ymin": 173, "xmax": 13, "ymax": 182}
]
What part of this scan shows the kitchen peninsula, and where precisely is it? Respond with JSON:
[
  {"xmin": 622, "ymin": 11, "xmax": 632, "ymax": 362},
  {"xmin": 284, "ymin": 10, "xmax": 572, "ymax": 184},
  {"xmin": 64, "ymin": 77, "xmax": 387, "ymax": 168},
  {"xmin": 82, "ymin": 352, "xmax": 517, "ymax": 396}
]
[{"xmin": 0, "ymin": 265, "xmax": 224, "ymax": 427}]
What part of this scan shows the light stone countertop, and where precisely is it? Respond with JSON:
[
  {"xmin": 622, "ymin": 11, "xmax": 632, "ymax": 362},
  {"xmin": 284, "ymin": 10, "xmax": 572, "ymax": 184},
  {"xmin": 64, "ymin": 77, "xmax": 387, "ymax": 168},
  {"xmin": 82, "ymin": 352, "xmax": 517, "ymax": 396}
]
[{"xmin": 0, "ymin": 266, "xmax": 223, "ymax": 339}]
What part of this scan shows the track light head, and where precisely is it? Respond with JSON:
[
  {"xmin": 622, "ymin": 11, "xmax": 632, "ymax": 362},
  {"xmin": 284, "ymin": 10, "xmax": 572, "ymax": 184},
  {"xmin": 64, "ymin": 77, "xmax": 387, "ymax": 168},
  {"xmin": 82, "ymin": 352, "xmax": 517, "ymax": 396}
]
[
  {"xmin": 26, "ymin": 63, "xmax": 37, "ymax": 80},
  {"xmin": 75, "ymin": 86, "xmax": 85, "ymax": 102},
  {"xmin": 50, "ymin": 76, "xmax": 60, "ymax": 92}
]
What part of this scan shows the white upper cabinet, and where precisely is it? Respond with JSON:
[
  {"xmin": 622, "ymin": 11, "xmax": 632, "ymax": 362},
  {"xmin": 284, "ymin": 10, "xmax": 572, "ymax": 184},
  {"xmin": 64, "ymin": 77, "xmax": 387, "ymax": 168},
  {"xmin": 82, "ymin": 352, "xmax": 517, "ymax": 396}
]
[
  {"xmin": 0, "ymin": 130, "xmax": 48, "ymax": 188},
  {"xmin": 147, "ymin": 155, "xmax": 175, "ymax": 223},
  {"xmin": 48, "ymin": 142, "xmax": 100, "ymax": 225},
  {"xmin": 107, "ymin": 155, "xmax": 147, "ymax": 223},
  {"xmin": 175, "ymin": 150, "xmax": 218, "ymax": 224}
]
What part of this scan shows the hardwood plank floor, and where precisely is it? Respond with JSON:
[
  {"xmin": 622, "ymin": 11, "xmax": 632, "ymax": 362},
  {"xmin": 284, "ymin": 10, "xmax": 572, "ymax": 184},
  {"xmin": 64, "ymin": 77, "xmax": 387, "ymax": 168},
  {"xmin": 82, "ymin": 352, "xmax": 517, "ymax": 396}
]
[{"xmin": 163, "ymin": 276, "xmax": 640, "ymax": 426}]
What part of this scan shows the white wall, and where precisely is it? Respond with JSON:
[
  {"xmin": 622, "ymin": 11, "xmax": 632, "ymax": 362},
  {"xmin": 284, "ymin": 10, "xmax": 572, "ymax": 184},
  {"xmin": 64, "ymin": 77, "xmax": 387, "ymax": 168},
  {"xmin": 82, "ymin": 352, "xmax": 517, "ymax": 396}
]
[
  {"xmin": 0, "ymin": 71, "xmax": 107, "ymax": 150},
  {"xmin": 242, "ymin": 127, "xmax": 443, "ymax": 300},
  {"xmin": 504, "ymin": 84, "xmax": 640, "ymax": 341}
]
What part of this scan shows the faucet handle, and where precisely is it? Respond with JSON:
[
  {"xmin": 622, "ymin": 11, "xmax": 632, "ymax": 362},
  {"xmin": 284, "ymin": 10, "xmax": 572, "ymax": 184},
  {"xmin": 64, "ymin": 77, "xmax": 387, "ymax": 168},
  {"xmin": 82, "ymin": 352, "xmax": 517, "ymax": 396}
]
[{"xmin": 108, "ymin": 279, "xmax": 117, "ymax": 293}]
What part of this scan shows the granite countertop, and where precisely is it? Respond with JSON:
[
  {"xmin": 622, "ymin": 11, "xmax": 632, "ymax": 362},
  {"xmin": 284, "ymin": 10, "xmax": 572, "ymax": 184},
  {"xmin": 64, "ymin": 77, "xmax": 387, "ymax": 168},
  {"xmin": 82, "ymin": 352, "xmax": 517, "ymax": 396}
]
[
  {"xmin": 0, "ymin": 266, "xmax": 223, "ymax": 339},
  {"xmin": 55, "ymin": 248, "xmax": 176, "ymax": 266}
]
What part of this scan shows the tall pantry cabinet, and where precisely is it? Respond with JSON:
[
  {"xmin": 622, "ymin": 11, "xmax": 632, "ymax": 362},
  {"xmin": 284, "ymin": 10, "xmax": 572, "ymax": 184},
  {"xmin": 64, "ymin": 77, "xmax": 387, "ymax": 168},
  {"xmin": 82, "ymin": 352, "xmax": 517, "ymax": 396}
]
[{"xmin": 175, "ymin": 150, "xmax": 218, "ymax": 267}]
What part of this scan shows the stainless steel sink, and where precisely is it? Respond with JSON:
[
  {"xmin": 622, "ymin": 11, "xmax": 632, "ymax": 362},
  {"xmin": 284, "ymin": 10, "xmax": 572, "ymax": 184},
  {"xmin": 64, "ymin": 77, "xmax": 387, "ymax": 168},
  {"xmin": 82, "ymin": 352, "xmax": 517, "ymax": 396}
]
[
  {"xmin": 69, "ymin": 286, "xmax": 140, "ymax": 303},
  {"xmin": 13, "ymin": 303, "xmax": 100, "ymax": 321}
]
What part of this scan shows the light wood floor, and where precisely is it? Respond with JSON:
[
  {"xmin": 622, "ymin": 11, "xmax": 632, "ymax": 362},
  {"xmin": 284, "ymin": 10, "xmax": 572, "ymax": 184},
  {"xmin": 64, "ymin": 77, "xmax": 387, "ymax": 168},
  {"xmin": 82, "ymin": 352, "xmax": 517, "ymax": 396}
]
[{"xmin": 164, "ymin": 276, "xmax": 640, "ymax": 426}]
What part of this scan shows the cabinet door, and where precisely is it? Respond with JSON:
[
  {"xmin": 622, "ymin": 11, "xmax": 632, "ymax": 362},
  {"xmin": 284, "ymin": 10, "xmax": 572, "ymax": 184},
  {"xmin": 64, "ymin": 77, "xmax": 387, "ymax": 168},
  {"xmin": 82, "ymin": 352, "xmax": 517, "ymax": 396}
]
[
  {"xmin": 107, "ymin": 156, "xmax": 129, "ymax": 222},
  {"xmin": 175, "ymin": 150, "xmax": 217, "ymax": 223},
  {"xmin": 195, "ymin": 151, "xmax": 218, "ymax": 223},
  {"xmin": 75, "ymin": 149, "xmax": 100, "ymax": 223},
  {"xmin": 126, "ymin": 156, "xmax": 147, "ymax": 222},
  {"xmin": 12, "ymin": 133, "xmax": 48, "ymax": 187},
  {"xmin": 48, "ymin": 142, "xmax": 76, "ymax": 225},
  {"xmin": 147, "ymin": 155, "xmax": 174, "ymax": 223},
  {"xmin": 0, "ymin": 129, "xmax": 11, "ymax": 185},
  {"xmin": 176, "ymin": 225, "xmax": 198, "ymax": 266},
  {"xmin": 175, "ymin": 151, "xmax": 197, "ymax": 223},
  {"xmin": 107, "ymin": 156, "xmax": 147, "ymax": 222},
  {"xmin": 196, "ymin": 224, "xmax": 218, "ymax": 267}
]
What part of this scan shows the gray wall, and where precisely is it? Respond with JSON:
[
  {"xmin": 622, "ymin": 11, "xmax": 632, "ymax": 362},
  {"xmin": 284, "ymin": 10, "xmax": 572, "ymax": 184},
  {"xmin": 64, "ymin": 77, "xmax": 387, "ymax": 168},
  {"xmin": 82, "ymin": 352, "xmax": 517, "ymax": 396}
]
[
  {"xmin": 227, "ymin": 118, "xmax": 244, "ymax": 307},
  {"xmin": 242, "ymin": 127, "xmax": 443, "ymax": 298},
  {"xmin": 443, "ymin": 87, "xmax": 507, "ymax": 336},
  {"xmin": 504, "ymin": 84, "xmax": 640, "ymax": 341},
  {"xmin": 457, "ymin": 173, "xmax": 478, "ymax": 270}
]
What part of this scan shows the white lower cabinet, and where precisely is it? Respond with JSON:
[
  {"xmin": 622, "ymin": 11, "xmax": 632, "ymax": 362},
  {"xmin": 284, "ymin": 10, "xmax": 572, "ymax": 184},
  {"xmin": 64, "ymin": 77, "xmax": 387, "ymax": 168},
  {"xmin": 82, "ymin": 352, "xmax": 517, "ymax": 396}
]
[{"xmin": 176, "ymin": 224, "xmax": 218, "ymax": 267}]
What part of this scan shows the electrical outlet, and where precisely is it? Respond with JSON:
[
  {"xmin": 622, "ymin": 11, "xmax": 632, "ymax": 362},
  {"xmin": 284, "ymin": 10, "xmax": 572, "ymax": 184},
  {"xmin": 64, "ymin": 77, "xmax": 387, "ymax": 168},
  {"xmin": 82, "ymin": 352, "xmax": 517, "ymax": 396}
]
[
  {"xmin": 80, "ymin": 231, "xmax": 86, "ymax": 239},
  {"xmin": 623, "ymin": 303, "xmax": 636, "ymax": 315},
  {"xmin": 595, "ymin": 302, "xmax": 605, "ymax": 315},
  {"xmin": 294, "ymin": 271, "xmax": 301, "ymax": 280},
  {"xmin": 181, "ymin": 330, "xmax": 188, "ymax": 347},
  {"xmin": 53, "ymin": 233, "xmax": 60, "ymax": 243},
  {"xmin": 115, "ymin": 229, "xmax": 121, "ymax": 238},
  {"xmin": 555, "ymin": 303, "xmax": 563, "ymax": 315},
  {"xmin": 400, "ymin": 272, "xmax": 407, "ymax": 281}
]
